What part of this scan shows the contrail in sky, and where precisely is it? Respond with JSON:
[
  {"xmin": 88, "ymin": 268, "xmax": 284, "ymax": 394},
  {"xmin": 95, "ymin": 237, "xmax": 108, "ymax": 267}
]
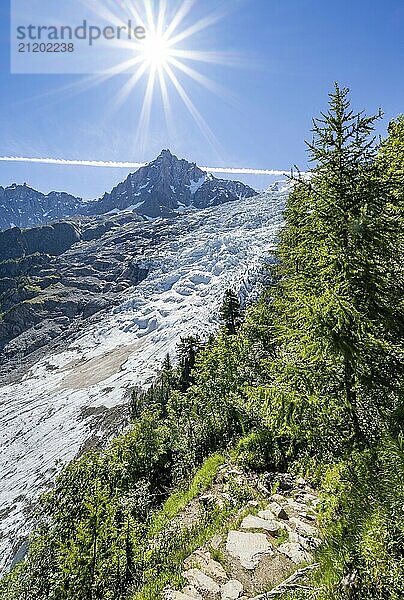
[{"xmin": 0, "ymin": 155, "xmax": 291, "ymax": 176}]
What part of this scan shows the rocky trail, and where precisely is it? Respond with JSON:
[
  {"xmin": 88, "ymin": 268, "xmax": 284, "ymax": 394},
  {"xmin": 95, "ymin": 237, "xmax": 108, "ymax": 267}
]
[{"xmin": 165, "ymin": 468, "xmax": 321, "ymax": 600}]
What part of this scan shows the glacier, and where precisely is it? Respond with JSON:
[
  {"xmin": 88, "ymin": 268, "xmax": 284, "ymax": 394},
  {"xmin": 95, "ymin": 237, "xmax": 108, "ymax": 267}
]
[{"xmin": 0, "ymin": 188, "xmax": 286, "ymax": 573}]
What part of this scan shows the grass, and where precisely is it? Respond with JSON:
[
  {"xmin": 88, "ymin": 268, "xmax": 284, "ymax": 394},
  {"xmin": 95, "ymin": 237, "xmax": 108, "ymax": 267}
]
[
  {"xmin": 133, "ymin": 508, "xmax": 234, "ymax": 600},
  {"xmin": 273, "ymin": 527, "xmax": 289, "ymax": 547},
  {"xmin": 149, "ymin": 453, "xmax": 225, "ymax": 536},
  {"xmin": 132, "ymin": 453, "xmax": 267, "ymax": 600}
]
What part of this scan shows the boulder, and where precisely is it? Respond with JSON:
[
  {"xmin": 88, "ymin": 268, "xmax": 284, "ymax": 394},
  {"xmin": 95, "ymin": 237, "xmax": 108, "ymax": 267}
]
[
  {"xmin": 240, "ymin": 515, "xmax": 282, "ymax": 534},
  {"xmin": 278, "ymin": 542, "xmax": 313, "ymax": 564},
  {"xmin": 182, "ymin": 569, "xmax": 221, "ymax": 596},
  {"xmin": 271, "ymin": 493, "xmax": 287, "ymax": 504},
  {"xmin": 288, "ymin": 530, "xmax": 321, "ymax": 551},
  {"xmin": 225, "ymin": 531, "xmax": 273, "ymax": 570},
  {"xmin": 165, "ymin": 590, "xmax": 200, "ymax": 600},
  {"xmin": 257, "ymin": 509, "xmax": 276, "ymax": 520},
  {"xmin": 289, "ymin": 517, "xmax": 318, "ymax": 538},
  {"xmin": 286, "ymin": 499, "xmax": 309, "ymax": 513},
  {"xmin": 182, "ymin": 586, "xmax": 203, "ymax": 599},
  {"xmin": 221, "ymin": 579, "xmax": 244, "ymax": 600},
  {"xmin": 266, "ymin": 502, "xmax": 288, "ymax": 520},
  {"xmin": 184, "ymin": 549, "xmax": 227, "ymax": 582}
]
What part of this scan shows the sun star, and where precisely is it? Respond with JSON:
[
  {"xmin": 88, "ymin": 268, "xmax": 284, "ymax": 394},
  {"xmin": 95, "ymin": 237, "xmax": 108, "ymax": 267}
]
[{"xmin": 75, "ymin": 0, "xmax": 233, "ymax": 153}]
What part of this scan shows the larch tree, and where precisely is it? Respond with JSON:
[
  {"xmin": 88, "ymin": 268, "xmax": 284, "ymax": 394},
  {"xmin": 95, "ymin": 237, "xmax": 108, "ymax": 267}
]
[
  {"xmin": 220, "ymin": 289, "xmax": 242, "ymax": 335},
  {"xmin": 270, "ymin": 84, "xmax": 403, "ymax": 449}
]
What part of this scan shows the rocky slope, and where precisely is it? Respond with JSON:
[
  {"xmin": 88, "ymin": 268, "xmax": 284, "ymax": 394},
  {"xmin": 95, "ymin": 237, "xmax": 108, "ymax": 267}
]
[
  {"xmin": 164, "ymin": 467, "xmax": 320, "ymax": 600},
  {"xmin": 0, "ymin": 213, "xmax": 150, "ymax": 365},
  {"xmin": 0, "ymin": 151, "xmax": 257, "ymax": 230},
  {"xmin": 0, "ymin": 188, "xmax": 286, "ymax": 574}
]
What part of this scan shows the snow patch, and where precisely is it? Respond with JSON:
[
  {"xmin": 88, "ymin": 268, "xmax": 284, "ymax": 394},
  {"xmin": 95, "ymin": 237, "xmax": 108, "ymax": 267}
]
[{"xmin": 188, "ymin": 175, "xmax": 206, "ymax": 194}]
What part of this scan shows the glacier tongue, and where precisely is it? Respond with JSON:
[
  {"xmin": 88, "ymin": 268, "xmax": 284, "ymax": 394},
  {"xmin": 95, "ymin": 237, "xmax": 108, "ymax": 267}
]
[{"xmin": 0, "ymin": 190, "xmax": 285, "ymax": 573}]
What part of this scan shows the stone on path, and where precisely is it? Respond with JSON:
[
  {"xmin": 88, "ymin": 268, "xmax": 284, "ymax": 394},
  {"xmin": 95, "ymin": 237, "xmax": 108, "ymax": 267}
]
[
  {"xmin": 221, "ymin": 579, "xmax": 244, "ymax": 600},
  {"xmin": 278, "ymin": 542, "xmax": 313, "ymax": 564},
  {"xmin": 257, "ymin": 508, "xmax": 276, "ymax": 521},
  {"xmin": 289, "ymin": 516, "xmax": 318, "ymax": 537},
  {"xmin": 182, "ymin": 585, "xmax": 203, "ymax": 599},
  {"xmin": 165, "ymin": 589, "xmax": 200, "ymax": 600},
  {"xmin": 182, "ymin": 569, "xmax": 221, "ymax": 596},
  {"xmin": 286, "ymin": 499, "xmax": 311, "ymax": 513},
  {"xmin": 288, "ymin": 530, "xmax": 321, "ymax": 551},
  {"xmin": 185, "ymin": 549, "xmax": 227, "ymax": 581},
  {"xmin": 271, "ymin": 493, "xmax": 287, "ymax": 504},
  {"xmin": 211, "ymin": 534, "xmax": 223, "ymax": 550},
  {"xmin": 240, "ymin": 515, "xmax": 282, "ymax": 534},
  {"xmin": 267, "ymin": 501, "xmax": 288, "ymax": 520},
  {"xmin": 226, "ymin": 531, "xmax": 273, "ymax": 570}
]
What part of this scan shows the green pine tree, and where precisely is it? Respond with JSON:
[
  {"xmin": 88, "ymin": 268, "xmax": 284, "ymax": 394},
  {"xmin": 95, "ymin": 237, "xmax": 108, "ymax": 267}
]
[
  {"xmin": 269, "ymin": 84, "xmax": 403, "ymax": 449},
  {"xmin": 176, "ymin": 336, "xmax": 201, "ymax": 392},
  {"xmin": 220, "ymin": 289, "xmax": 242, "ymax": 335},
  {"xmin": 377, "ymin": 114, "xmax": 404, "ymax": 210}
]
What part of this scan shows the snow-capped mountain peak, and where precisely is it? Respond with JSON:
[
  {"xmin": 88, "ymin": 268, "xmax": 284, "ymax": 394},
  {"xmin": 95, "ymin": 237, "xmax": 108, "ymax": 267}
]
[
  {"xmin": 0, "ymin": 151, "xmax": 257, "ymax": 230},
  {"xmin": 0, "ymin": 184, "xmax": 85, "ymax": 230},
  {"xmin": 86, "ymin": 150, "xmax": 257, "ymax": 217}
]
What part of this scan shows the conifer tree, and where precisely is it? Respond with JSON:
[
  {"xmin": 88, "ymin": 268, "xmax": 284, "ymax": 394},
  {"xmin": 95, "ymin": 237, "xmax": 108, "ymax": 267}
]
[
  {"xmin": 271, "ymin": 84, "xmax": 403, "ymax": 447},
  {"xmin": 377, "ymin": 114, "xmax": 404, "ymax": 210},
  {"xmin": 177, "ymin": 336, "xmax": 200, "ymax": 391},
  {"xmin": 220, "ymin": 289, "xmax": 242, "ymax": 334}
]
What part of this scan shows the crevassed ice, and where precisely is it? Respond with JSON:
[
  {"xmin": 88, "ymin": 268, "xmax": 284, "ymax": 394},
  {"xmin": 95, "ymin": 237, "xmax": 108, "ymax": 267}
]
[{"xmin": 0, "ymin": 189, "xmax": 286, "ymax": 574}]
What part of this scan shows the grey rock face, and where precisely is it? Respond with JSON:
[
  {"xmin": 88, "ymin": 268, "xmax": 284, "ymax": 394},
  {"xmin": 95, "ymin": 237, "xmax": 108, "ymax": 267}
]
[
  {"xmin": 0, "ymin": 222, "xmax": 81, "ymax": 260},
  {"xmin": 86, "ymin": 149, "xmax": 257, "ymax": 218},
  {"xmin": 0, "ymin": 151, "xmax": 257, "ymax": 230},
  {"xmin": 0, "ymin": 184, "xmax": 85, "ymax": 230},
  {"xmin": 0, "ymin": 213, "xmax": 150, "ymax": 365}
]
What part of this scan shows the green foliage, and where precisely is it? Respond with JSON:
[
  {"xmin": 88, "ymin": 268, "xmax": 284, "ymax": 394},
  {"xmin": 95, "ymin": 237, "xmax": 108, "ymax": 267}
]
[
  {"xmin": 176, "ymin": 336, "xmax": 202, "ymax": 392},
  {"xmin": 233, "ymin": 429, "xmax": 284, "ymax": 472},
  {"xmin": 0, "ymin": 329, "xmax": 256, "ymax": 600},
  {"xmin": 149, "ymin": 453, "xmax": 224, "ymax": 535},
  {"xmin": 377, "ymin": 114, "xmax": 404, "ymax": 208},
  {"xmin": 307, "ymin": 436, "xmax": 404, "ymax": 600},
  {"xmin": 219, "ymin": 288, "xmax": 242, "ymax": 334},
  {"xmin": 259, "ymin": 84, "xmax": 403, "ymax": 456}
]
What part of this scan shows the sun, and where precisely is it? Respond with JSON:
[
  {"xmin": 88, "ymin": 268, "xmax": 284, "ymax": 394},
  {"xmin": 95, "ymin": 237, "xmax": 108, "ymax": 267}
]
[
  {"xmin": 76, "ymin": 0, "xmax": 234, "ymax": 153},
  {"xmin": 140, "ymin": 31, "xmax": 171, "ymax": 70}
]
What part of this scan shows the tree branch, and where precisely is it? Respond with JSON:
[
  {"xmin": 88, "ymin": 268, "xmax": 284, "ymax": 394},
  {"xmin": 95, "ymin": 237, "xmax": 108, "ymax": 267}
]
[{"xmin": 251, "ymin": 563, "xmax": 320, "ymax": 598}]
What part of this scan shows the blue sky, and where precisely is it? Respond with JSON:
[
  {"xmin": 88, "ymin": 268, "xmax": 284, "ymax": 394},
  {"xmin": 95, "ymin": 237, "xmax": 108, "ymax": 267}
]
[{"xmin": 0, "ymin": 0, "xmax": 403, "ymax": 199}]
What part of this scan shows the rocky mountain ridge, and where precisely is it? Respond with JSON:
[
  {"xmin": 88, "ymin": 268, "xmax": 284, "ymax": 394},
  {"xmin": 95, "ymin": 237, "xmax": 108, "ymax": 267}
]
[
  {"xmin": 0, "ymin": 183, "xmax": 85, "ymax": 230},
  {"xmin": 0, "ymin": 150, "xmax": 257, "ymax": 229}
]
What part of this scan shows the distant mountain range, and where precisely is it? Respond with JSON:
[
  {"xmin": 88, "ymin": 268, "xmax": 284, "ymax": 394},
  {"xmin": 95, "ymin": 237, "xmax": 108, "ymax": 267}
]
[
  {"xmin": 0, "ymin": 150, "xmax": 257, "ymax": 230},
  {"xmin": 0, "ymin": 185, "xmax": 85, "ymax": 231}
]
